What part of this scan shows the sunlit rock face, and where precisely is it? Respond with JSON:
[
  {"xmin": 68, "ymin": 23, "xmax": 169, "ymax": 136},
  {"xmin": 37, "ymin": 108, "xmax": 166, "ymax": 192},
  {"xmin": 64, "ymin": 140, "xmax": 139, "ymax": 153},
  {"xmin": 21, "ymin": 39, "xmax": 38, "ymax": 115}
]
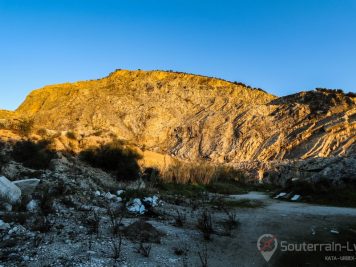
[{"xmin": 3, "ymin": 69, "xmax": 356, "ymax": 164}]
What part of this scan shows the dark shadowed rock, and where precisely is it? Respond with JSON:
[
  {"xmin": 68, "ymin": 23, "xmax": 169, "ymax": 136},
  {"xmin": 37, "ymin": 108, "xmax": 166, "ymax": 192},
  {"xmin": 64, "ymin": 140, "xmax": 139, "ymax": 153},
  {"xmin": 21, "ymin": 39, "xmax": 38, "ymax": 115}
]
[{"xmin": 124, "ymin": 220, "xmax": 164, "ymax": 243}]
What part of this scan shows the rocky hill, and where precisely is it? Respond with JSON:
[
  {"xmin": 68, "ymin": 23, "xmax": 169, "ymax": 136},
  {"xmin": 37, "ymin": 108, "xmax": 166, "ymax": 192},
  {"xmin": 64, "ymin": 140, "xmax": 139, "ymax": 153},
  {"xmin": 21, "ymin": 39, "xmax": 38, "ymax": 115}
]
[{"xmin": 2, "ymin": 70, "xmax": 355, "ymax": 165}]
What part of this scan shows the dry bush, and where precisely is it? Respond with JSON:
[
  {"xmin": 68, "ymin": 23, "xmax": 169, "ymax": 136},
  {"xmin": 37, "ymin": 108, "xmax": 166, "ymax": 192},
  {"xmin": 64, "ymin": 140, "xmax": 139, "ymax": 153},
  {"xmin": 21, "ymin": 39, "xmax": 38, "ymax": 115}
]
[
  {"xmin": 197, "ymin": 209, "xmax": 214, "ymax": 241},
  {"xmin": 107, "ymin": 205, "xmax": 124, "ymax": 237},
  {"xmin": 173, "ymin": 209, "xmax": 186, "ymax": 227},
  {"xmin": 31, "ymin": 215, "xmax": 53, "ymax": 233},
  {"xmin": 84, "ymin": 210, "xmax": 101, "ymax": 237},
  {"xmin": 198, "ymin": 243, "xmax": 209, "ymax": 267},
  {"xmin": 110, "ymin": 236, "xmax": 122, "ymax": 262},
  {"xmin": 136, "ymin": 242, "xmax": 152, "ymax": 257},
  {"xmin": 160, "ymin": 160, "xmax": 244, "ymax": 185}
]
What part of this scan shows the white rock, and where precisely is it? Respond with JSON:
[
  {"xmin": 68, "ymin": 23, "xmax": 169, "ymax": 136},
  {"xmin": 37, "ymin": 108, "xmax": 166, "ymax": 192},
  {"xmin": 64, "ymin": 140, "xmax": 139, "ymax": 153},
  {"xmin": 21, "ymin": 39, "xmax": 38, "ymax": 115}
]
[
  {"xmin": 127, "ymin": 198, "xmax": 145, "ymax": 214},
  {"xmin": 143, "ymin": 195, "xmax": 159, "ymax": 207},
  {"xmin": 274, "ymin": 192, "xmax": 287, "ymax": 199},
  {"xmin": 13, "ymin": 179, "xmax": 40, "ymax": 196},
  {"xmin": 311, "ymin": 227, "xmax": 316, "ymax": 235},
  {"xmin": 330, "ymin": 229, "xmax": 339, "ymax": 235},
  {"xmin": 26, "ymin": 200, "xmax": 39, "ymax": 212},
  {"xmin": 104, "ymin": 192, "xmax": 115, "ymax": 200},
  {"xmin": 116, "ymin": 190, "xmax": 124, "ymax": 196},
  {"xmin": 291, "ymin": 195, "xmax": 301, "ymax": 201},
  {"xmin": 117, "ymin": 197, "xmax": 123, "ymax": 202},
  {"xmin": 95, "ymin": 191, "xmax": 101, "ymax": 197},
  {"xmin": 0, "ymin": 176, "xmax": 21, "ymax": 204}
]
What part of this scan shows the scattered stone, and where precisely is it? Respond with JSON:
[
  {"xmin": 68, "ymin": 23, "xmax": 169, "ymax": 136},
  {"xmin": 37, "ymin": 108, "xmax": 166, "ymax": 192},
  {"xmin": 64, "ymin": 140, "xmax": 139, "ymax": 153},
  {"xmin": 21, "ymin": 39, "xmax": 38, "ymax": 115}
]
[
  {"xmin": 26, "ymin": 199, "xmax": 39, "ymax": 212},
  {"xmin": 274, "ymin": 192, "xmax": 287, "ymax": 199},
  {"xmin": 1, "ymin": 161, "xmax": 35, "ymax": 180},
  {"xmin": 0, "ymin": 176, "xmax": 21, "ymax": 204},
  {"xmin": 13, "ymin": 178, "xmax": 40, "ymax": 196},
  {"xmin": 311, "ymin": 227, "xmax": 316, "ymax": 235},
  {"xmin": 291, "ymin": 195, "xmax": 301, "ymax": 201},
  {"xmin": 8, "ymin": 225, "xmax": 27, "ymax": 235},
  {"xmin": 95, "ymin": 191, "xmax": 101, "ymax": 197},
  {"xmin": 143, "ymin": 195, "xmax": 159, "ymax": 207},
  {"xmin": 330, "ymin": 229, "xmax": 340, "ymax": 235}
]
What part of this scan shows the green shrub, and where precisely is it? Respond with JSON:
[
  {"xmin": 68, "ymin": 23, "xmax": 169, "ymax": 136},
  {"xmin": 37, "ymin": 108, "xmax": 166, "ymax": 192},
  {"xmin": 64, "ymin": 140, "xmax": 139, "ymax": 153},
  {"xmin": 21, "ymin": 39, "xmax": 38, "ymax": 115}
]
[
  {"xmin": 12, "ymin": 140, "xmax": 56, "ymax": 170},
  {"xmin": 79, "ymin": 141, "xmax": 142, "ymax": 180}
]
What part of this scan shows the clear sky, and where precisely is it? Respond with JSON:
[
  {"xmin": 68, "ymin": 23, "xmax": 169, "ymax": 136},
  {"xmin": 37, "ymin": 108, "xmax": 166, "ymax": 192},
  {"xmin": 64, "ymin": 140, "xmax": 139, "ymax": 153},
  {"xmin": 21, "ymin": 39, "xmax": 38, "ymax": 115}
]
[{"xmin": 0, "ymin": 0, "xmax": 355, "ymax": 110}]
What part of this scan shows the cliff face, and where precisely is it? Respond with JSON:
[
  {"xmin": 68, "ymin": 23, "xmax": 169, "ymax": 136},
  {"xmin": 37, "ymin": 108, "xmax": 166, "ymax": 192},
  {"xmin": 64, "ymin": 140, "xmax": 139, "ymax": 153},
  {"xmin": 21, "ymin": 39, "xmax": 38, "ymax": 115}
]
[{"xmin": 6, "ymin": 70, "xmax": 356, "ymax": 163}]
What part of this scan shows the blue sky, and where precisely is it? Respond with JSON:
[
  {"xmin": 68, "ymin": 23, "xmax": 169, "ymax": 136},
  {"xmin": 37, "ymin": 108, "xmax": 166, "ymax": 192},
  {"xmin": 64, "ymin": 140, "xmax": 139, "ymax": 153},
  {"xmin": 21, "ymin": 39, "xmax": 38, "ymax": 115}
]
[{"xmin": 0, "ymin": 0, "xmax": 355, "ymax": 110}]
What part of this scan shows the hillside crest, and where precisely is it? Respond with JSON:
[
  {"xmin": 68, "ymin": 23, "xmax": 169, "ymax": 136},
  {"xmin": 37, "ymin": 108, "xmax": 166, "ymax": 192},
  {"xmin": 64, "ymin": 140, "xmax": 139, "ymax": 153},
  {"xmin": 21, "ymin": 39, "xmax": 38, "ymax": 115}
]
[{"xmin": 1, "ymin": 69, "xmax": 355, "ymax": 164}]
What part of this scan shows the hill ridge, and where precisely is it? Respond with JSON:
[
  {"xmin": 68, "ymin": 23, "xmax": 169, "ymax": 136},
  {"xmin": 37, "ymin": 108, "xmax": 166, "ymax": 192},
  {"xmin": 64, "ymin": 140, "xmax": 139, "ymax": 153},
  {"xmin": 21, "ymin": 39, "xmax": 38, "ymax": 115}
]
[{"xmin": 1, "ymin": 69, "xmax": 355, "ymax": 164}]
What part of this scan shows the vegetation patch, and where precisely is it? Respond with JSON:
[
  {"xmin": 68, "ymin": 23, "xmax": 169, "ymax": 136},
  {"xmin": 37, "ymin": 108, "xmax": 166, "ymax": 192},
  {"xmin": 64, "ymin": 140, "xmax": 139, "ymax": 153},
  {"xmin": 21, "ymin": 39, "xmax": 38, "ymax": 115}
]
[
  {"xmin": 79, "ymin": 141, "xmax": 142, "ymax": 181},
  {"xmin": 304, "ymin": 188, "xmax": 356, "ymax": 207},
  {"xmin": 205, "ymin": 181, "xmax": 248, "ymax": 195},
  {"xmin": 160, "ymin": 161, "xmax": 246, "ymax": 185},
  {"xmin": 11, "ymin": 140, "xmax": 56, "ymax": 170},
  {"xmin": 282, "ymin": 180, "xmax": 356, "ymax": 207},
  {"xmin": 210, "ymin": 198, "xmax": 264, "ymax": 209},
  {"xmin": 157, "ymin": 182, "xmax": 207, "ymax": 199}
]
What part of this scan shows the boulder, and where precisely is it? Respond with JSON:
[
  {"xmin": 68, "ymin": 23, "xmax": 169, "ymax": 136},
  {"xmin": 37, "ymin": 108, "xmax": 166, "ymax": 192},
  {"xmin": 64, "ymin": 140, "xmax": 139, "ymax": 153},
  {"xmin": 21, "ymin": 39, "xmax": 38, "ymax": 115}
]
[
  {"xmin": 124, "ymin": 220, "xmax": 164, "ymax": 243},
  {"xmin": 127, "ymin": 198, "xmax": 146, "ymax": 214},
  {"xmin": 0, "ymin": 176, "xmax": 21, "ymax": 204},
  {"xmin": 13, "ymin": 179, "xmax": 40, "ymax": 196}
]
